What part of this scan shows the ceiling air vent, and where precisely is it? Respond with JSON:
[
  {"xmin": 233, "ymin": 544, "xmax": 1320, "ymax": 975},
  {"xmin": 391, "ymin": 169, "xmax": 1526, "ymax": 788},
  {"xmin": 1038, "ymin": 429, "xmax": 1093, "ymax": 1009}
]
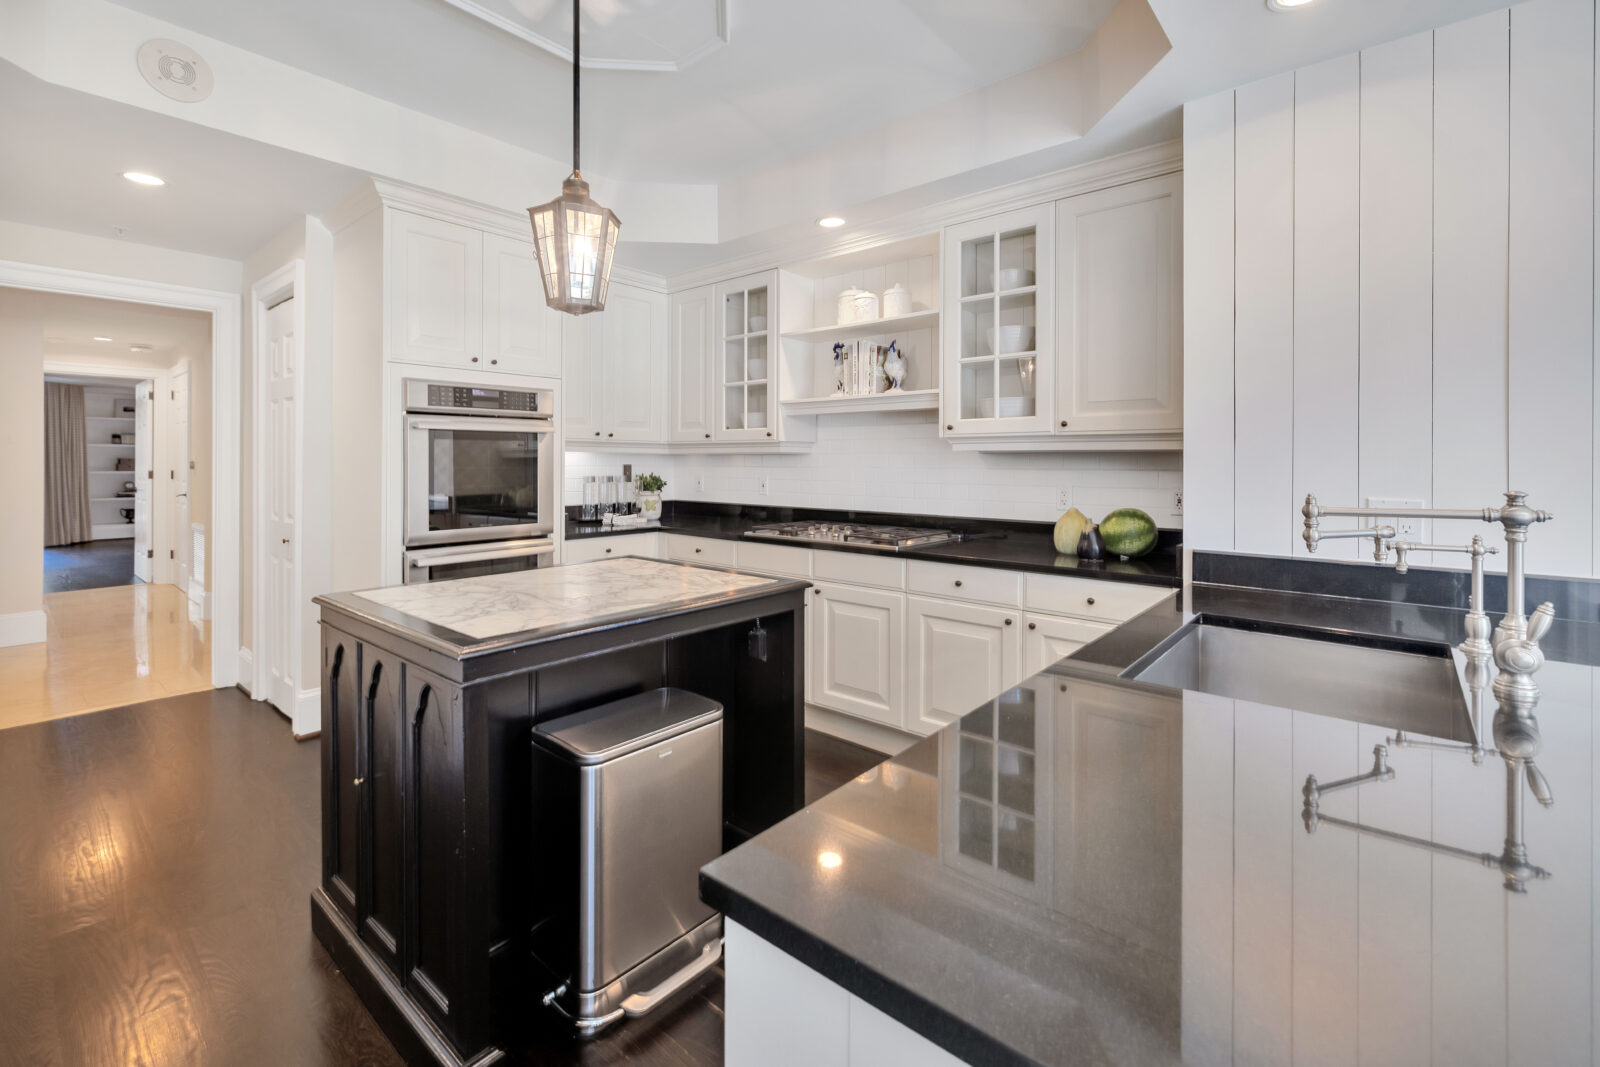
[{"xmin": 137, "ymin": 39, "xmax": 214, "ymax": 103}]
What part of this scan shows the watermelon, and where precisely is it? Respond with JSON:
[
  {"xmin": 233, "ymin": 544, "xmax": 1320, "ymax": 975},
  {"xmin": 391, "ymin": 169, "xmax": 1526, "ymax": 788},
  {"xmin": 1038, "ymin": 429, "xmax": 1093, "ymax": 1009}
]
[
  {"xmin": 1052, "ymin": 507, "xmax": 1089, "ymax": 555},
  {"xmin": 1100, "ymin": 508, "xmax": 1158, "ymax": 558}
]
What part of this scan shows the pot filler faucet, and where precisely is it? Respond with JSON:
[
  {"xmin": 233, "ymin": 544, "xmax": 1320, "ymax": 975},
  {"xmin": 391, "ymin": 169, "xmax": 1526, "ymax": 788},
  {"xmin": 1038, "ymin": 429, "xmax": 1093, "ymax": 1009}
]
[{"xmin": 1301, "ymin": 491, "xmax": 1555, "ymax": 713}]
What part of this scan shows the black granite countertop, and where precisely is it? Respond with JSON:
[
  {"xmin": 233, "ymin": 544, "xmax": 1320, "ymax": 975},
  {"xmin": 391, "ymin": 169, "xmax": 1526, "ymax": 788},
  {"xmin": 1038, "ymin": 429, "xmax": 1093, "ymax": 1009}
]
[
  {"xmin": 567, "ymin": 502, "xmax": 1182, "ymax": 588},
  {"xmin": 701, "ymin": 580, "xmax": 1600, "ymax": 1066}
]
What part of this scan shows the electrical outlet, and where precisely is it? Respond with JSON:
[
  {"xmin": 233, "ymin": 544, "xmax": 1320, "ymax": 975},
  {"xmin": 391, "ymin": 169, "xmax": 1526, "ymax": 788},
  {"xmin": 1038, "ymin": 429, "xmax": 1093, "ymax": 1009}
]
[
  {"xmin": 694, "ymin": 474, "xmax": 705, "ymax": 493},
  {"xmin": 758, "ymin": 473, "xmax": 769, "ymax": 496},
  {"xmin": 1056, "ymin": 488, "xmax": 1072, "ymax": 511},
  {"xmin": 1364, "ymin": 497, "xmax": 1427, "ymax": 542},
  {"xmin": 1174, "ymin": 492, "xmax": 1183, "ymax": 513}
]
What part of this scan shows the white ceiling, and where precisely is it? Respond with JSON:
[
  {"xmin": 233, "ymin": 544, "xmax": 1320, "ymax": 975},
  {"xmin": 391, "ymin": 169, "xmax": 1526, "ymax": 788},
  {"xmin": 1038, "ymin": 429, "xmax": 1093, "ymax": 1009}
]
[
  {"xmin": 0, "ymin": 62, "xmax": 367, "ymax": 259},
  {"xmin": 20, "ymin": 288, "xmax": 212, "ymax": 364},
  {"xmin": 102, "ymin": 0, "xmax": 1121, "ymax": 184}
]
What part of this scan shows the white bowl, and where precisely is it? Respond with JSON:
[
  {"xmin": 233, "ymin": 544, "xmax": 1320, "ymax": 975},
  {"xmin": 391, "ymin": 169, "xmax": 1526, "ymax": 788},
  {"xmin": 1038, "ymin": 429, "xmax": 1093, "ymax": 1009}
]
[
  {"xmin": 978, "ymin": 396, "xmax": 1036, "ymax": 419},
  {"xmin": 746, "ymin": 358, "xmax": 767, "ymax": 380},
  {"xmin": 998, "ymin": 268, "xmax": 1035, "ymax": 290},
  {"xmin": 987, "ymin": 325, "xmax": 1036, "ymax": 354},
  {"xmin": 748, "ymin": 315, "xmax": 767, "ymax": 332},
  {"xmin": 748, "ymin": 411, "xmax": 768, "ymax": 428}
]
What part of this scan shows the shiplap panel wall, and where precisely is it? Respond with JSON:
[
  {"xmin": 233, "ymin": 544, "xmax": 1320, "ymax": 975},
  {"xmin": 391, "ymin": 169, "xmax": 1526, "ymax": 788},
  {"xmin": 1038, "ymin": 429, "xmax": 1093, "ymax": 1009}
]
[{"xmin": 1183, "ymin": 0, "xmax": 1600, "ymax": 578}]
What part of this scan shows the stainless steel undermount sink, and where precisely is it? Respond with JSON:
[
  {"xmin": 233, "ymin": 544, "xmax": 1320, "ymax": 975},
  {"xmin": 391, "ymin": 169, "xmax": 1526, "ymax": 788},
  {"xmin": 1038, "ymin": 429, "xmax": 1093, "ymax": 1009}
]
[{"xmin": 1122, "ymin": 619, "xmax": 1474, "ymax": 741}]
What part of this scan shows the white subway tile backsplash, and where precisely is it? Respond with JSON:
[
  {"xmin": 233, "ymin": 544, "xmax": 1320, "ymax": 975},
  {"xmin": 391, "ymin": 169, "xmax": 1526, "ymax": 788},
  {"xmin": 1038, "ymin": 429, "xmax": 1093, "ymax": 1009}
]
[{"xmin": 568, "ymin": 410, "xmax": 1183, "ymax": 526}]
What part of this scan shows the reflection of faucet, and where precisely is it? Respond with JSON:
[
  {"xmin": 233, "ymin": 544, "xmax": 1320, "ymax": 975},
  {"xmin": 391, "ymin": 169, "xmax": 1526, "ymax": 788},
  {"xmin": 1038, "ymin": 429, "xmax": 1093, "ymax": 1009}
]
[
  {"xmin": 1390, "ymin": 536, "xmax": 1497, "ymax": 660},
  {"xmin": 1302, "ymin": 491, "xmax": 1556, "ymax": 708},
  {"xmin": 1301, "ymin": 744, "xmax": 1393, "ymax": 831}
]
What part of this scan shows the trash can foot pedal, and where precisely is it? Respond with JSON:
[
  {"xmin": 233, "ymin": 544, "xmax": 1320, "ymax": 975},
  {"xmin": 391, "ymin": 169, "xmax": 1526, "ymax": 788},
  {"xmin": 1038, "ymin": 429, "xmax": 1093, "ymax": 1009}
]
[{"xmin": 621, "ymin": 938, "xmax": 723, "ymax": 1018}]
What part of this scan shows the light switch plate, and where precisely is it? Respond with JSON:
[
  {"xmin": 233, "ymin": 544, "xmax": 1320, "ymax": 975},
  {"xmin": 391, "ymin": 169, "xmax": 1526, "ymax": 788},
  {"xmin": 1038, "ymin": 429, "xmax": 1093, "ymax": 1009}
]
[{"xmin": 758, "ymin": 473, "xmax": 769, "ymax": 496}]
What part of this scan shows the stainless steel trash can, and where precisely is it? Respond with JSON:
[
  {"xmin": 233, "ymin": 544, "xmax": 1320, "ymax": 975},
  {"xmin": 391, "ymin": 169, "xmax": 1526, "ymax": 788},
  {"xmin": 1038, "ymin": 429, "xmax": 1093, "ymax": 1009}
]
[{"xmin": 530, "ymin": 687, "xmax": 725, "ymax": 1037}]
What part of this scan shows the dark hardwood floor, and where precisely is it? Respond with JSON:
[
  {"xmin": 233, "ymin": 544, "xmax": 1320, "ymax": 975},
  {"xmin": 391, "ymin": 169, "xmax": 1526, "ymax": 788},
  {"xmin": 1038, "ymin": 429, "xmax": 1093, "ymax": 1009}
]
[
  {"xmin": 0, "ymin": 688, "xmax": 887, "ymax": 1066},
  {"xmin": 43, "ymin": 537, "xmax": 140, "ymax": 593}
]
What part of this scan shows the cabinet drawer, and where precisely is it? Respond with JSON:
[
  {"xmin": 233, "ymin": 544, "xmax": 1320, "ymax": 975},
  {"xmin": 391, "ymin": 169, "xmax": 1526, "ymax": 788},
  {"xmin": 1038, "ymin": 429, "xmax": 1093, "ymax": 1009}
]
[
  {"xmin": 665, "ymin": 534, "xmax": 738, "ymax": 566},
  {"xmin": 1023, "ymin": 574, "xmax": 1173, "ymax": 623},
  {"xmin": 907, "ymin": 560, "xmax": 1022, "ymax": 607},
  {"xmin": 735, "ymin": 541, "xmax": 812, "ymax": 579},
  {"xmin": 564, "ymin": 533, "xmax": 660, "ymax": 564},
  {"xmin": 811, "ymin": 550, "xmax": 905, "ymax": 590}
]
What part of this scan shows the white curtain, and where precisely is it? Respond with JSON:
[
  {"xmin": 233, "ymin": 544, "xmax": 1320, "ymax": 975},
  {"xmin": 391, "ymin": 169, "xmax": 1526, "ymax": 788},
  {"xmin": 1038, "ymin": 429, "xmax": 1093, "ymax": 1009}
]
[{"xmin": 44, "ymin": 382, "xmax": 93, "ymax": 546}]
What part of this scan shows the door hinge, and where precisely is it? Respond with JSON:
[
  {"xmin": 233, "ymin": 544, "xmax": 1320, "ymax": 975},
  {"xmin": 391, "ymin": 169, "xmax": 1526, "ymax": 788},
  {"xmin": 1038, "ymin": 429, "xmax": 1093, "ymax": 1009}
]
[
  {"xmin": 147, "ymin": 391, "xmax": 154, "ymax": 400},
  {"xmin": 146, "ymin": 470, "xmax": 154, "ymax": 480},
  {"xmin": 146, "ymin": 549, "xmax": 154, "ymax": 559},
  {"xmin": 170, "ymin": 390, "xmax": 175, "ymax": 400},
  {"xmin": 170, "ymin": 470, "xmax": 175, "ymax": 479},
  {"xmin": 169, "ymin": 549, "xmax": 175, "ymax": 560},
  {"xmin": 189, "ymin": 460, "xmax": 196, "ymax": 470}
]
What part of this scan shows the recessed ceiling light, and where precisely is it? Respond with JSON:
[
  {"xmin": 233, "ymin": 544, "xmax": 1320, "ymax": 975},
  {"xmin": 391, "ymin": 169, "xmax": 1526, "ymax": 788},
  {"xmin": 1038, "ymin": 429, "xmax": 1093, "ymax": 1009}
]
[
  {"xmin": 817, "ymin": 216, "xmax": 846, "ymax": 229},
  {"xmin": 129, "ymin": 343, "xmax": 153, "ymax": 352},
  {"xmin": 817, "ymin": 850, "xmax": 843, "ymax": 869},
  {"xmin": 122, "ymin": 171, "xmax": 166, "ymax": 186},
  {"xmin": 1266, "ymin": 0, "xmax": 1315, "ymax": 9},
  {"xmin": 93, "ymin": 336, "xmax": 114, "ymax": 342}
]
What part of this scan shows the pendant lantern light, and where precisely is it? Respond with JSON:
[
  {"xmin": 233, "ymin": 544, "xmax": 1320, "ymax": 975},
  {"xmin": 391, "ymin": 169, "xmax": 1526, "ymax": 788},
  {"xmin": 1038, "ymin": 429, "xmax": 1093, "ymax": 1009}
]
[{"xmin": 528, "ymin": 0, "xmax": 620, "ymax": 315}]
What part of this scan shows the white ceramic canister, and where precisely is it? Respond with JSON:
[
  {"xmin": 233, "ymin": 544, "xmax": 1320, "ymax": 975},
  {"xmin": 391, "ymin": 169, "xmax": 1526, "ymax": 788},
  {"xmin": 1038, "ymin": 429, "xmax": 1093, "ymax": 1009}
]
[
  {"xmin": 836, "ymin": 287, "xmax": 864, "ymax": 325},
  {"xmin": 850, "ymin": 288, "xmax": 879, "ymax": 322},
  {"xmin": 881, "ymin": 283, "xmax": 912, "ymax": 317}
]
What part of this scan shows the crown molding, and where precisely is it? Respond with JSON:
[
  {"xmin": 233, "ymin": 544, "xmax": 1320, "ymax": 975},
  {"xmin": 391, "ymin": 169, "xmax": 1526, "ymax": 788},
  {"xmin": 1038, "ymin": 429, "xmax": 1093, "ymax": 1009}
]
[
  {"xmin": 665, "ymin": 138, "xmax": 1183, "ymax": 292},
  {"xmin": 318, "ymin": 177, "xmax": 668, "ymax": 291}
]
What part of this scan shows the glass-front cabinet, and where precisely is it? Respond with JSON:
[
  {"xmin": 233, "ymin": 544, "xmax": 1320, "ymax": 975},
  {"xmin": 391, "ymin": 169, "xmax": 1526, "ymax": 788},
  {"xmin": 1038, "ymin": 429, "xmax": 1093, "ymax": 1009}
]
[
  {"xmin": 714, "ymin": 270, "xmax": 779, "ymax": 441},
  {"xmin": 941, "ymin": 204, "xmax": 1055, "ymax": 436}
]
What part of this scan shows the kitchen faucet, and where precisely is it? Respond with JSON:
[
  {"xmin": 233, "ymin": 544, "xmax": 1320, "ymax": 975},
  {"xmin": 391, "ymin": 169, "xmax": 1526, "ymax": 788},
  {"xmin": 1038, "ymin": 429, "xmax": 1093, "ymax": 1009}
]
[{"xmin": 1301, "ymin": 491, "xmax": 1555, "ymax": 711}]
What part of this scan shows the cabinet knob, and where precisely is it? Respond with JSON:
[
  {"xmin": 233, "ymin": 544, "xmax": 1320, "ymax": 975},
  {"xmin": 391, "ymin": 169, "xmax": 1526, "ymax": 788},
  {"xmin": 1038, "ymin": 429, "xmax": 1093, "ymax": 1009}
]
[
  {"xmin": 594, "ymin": 431, "xmax": 601, "ymax": 437},
  {"xmin": 766, "ymin": 431, "xmax": 773, "ymax": 437},
  {"xmin": 470, "ymin": 357, "xmax": 479, "ymax": 363},
  {"xmin": 1060, "ymin": 420, "xmax": 1068, "ymax": 428},
  {"xmin": 491, "ymin": 359, "xmax": 499, "ymax": 365},
  {"xmin": 812, "ymin": 588, "xmax": 820, "ymax": 594},
  {"xmin": 1005, "ymin": 618, "xmax": 1013, "ymax": 626},
  {"xmin": 953, "ymin": 579, "xmax": 963, "ymax": 587},
  {"xmin": 695, "ymin": 547, "xmax": 703, "ymax": 554},
  {"xmin": 945, "ymin": 424, "xmax": 953, "ymax": 431},
  {"xmin": 607, "ymin": 432, "xmax": 614, "ymax": 438},
  {"xmin": 704, "ymin": 433, "xmax": 711, "ymax": 439},
  {"xmin": 353, "ymin": 777, "xmax": 365, "ymax": 787},
  {"xmin": 605, "ymin": 547, "xmax": 613, "ymax": 554},
  {"xmin": 1086, "ymin": 597, "xmax": 1096, "ymax": 605},
  {"xmin": 1028, "ymin": 622, "xmax": 1036, "ymax": 630}
]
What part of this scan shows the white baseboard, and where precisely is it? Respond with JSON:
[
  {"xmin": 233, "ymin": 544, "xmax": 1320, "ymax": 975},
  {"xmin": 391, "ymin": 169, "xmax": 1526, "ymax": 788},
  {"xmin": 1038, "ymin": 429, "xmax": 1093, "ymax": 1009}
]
[
  {"xmin": 804, "ymin": 704, "xmax": 916, "ymax": 756},
  {"xmin": 236, "ymin": 646, "xmax": 254, "ymax": 697},
  {"xmin": 0, "ymin": 610, "xmax": 47, "ymax": 648},
  {"xmin": 292, "ymin": 687, "xmax": 321, "ymax": 739}
]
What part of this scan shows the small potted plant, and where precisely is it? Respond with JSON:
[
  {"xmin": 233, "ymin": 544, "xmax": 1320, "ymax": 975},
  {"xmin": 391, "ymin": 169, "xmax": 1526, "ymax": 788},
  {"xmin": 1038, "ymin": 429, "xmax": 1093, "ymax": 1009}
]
[{"xmin": 636, "ymin": 472, "xmax": 666, "ymax": 519}]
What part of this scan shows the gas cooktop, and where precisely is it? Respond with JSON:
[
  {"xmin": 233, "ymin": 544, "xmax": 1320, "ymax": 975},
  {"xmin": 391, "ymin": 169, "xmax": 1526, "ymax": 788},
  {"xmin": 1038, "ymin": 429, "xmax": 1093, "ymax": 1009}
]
[{"xmin": 744, "ymin": 521, "xmax": 960, "ymax": 551}]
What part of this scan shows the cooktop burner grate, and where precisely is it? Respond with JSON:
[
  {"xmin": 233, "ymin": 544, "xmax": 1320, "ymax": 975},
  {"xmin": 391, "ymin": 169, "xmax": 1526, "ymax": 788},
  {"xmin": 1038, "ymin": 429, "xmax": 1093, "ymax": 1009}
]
[{"xmin": 744, "ymin": 521, "xmax": 960, "ymax": 551}]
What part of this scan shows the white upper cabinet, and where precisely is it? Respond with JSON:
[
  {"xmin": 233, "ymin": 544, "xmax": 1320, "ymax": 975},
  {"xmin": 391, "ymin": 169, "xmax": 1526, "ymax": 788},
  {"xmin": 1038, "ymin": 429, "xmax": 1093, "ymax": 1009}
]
[
  {"xmin": 941, "ymin": 204, "xmax": 1056, "ymax": 437},
  {"xmin": 669, "ymin": 285, "xmax": 716, "ymax": 442},
  {"xmin": 388, "ymin": 211, "xmax": 483, "ymax": 368},
  {"xmin": 483, "ymin": 233, "xmax": 562, "ymax": 377},
  {"xmin": 562, "ymin": 283, "xmax": 667, "ymax": 444},
  {"xmin": 714, "ymin": 271, "xmax": 780, "ymax": 442},
  {"xmin": 1054, "ymin": 174, "xmax": 1183, "ymax": 435}
]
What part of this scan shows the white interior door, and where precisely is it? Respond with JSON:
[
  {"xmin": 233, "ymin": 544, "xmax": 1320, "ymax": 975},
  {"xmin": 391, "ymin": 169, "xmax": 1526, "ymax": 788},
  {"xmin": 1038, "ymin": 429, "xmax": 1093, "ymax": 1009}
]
[
  {"xmin": 133, "ymin": 382, "xmax": 153, "ymax": 583},
  {"xmin": 263, "ymin": 297, "xmax": 299, "ymax": 715},
  {"xmin": 169, "ymin": 361, "xmax": 192, "ymax": 594}
]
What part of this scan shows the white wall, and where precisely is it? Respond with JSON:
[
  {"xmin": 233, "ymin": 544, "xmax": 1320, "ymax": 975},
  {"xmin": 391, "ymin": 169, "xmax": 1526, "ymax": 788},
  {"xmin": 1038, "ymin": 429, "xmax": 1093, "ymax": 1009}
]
[
  {"xmin": 0, "ymin": 289, "xmax": 45, "ymax": 635},
  {"xmin": 1184, "ymin": 0, "xmax": 1600, "ymax": 579},
  {"xmin": 569, "ymin": 411, "xmax": 1183, "ymax": 527}
]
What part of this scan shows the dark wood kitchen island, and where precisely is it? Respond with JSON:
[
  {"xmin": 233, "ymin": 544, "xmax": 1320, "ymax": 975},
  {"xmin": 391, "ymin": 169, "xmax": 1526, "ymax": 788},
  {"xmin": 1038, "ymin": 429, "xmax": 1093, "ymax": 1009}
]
[{"xmin": 310, "ymin": 556, "xmax": 807, "ymax": 1067}]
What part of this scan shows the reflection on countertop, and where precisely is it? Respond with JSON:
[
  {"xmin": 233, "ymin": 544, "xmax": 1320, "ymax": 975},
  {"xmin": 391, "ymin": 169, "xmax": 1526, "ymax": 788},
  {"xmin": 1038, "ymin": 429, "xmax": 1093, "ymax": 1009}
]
[
  {"xmin": 701, "ymin": 575, "xmax": 1600, "ymax": 1066},
  {"xmin": 566, "ymin": 502, "xmax": 1182, "ymax": 587}
]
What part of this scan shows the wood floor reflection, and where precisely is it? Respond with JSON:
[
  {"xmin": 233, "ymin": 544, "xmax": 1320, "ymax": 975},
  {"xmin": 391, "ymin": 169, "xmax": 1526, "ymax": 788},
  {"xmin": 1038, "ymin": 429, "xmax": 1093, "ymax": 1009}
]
[
  {"xmin": 0, "ymin": 584, "xmax": 212, "ymax": 732},
  {"xmin": 0, "ymin": 687, "xmax": 887, "ymax": 1066}
]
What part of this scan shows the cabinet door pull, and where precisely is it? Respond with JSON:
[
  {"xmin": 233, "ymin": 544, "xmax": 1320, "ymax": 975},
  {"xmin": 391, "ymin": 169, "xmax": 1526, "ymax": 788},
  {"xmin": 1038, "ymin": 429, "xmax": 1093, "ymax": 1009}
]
[
  {"xmin": 953, "ymin": 579, "xmax": 963, "ymax": 588},
  {"xmin": 470, "ymin": 356, "xmax": 479, "ymax": 363},
  {"xmin": 1004, "ymin": 618, "xmax": 1013, "ymax": 626},
  {"xmin": 694, "ymin": 547, "xmax": 703, "ymax": 554},
  {"xmin": 604, "ymin": 547, "xmax": 613, "ymax": 554},
  {"xmin": 608, "ymin": 432, "xmax": 615, "ymax": 438},
  {"xmin": 704, "ymin": 433, "xmax": 711, "ymax": 439},
  {"xmin": 594, "ymin": 431, "xmax": 601, "ymax": 437},
  {"xmin": 490, "ymin": 358, "xmax": 499, "ymax": 365},
  {"xmin": 1060, "ymin": 420, "xmax": 1068, "ymax": 428},
  {"xmin": 766, "ymin": 431, "xmax": 773, "ymax": 437},
  {"xmin": 945, "ymin": 424, "xmax": 953, "ymax": 431},
  {"xmin": 353, "ymin": 777, "xmax": 365, "ymax": 787},
  {"xmin": 1027, "ymin": 622, "xmax": 1037, "ymax": 630},
  {"xmin": 1086, "ymin": 597, "xmax": 1096, "ymax": 606}
]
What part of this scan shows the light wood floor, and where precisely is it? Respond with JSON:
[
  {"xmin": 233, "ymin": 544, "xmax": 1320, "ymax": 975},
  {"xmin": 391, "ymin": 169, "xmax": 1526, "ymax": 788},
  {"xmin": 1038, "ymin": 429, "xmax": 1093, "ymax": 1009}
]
[{"xmin": 0, "ymin": 584, "xmax": 212, "ymax": 732}]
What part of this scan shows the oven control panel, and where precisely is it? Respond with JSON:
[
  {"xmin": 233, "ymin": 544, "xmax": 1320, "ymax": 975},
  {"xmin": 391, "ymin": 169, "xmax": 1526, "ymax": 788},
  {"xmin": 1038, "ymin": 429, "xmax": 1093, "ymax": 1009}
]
[{"xmin": 404, "ymin": 379, "xmax": 553, "ymax": 418}]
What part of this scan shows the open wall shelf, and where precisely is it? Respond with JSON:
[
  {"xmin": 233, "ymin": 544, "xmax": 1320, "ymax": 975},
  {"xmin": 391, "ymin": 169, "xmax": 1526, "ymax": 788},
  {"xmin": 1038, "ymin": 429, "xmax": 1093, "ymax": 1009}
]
[{"xmin": 780, "ymin": 388, "xmax": 939, "ymax": 416}]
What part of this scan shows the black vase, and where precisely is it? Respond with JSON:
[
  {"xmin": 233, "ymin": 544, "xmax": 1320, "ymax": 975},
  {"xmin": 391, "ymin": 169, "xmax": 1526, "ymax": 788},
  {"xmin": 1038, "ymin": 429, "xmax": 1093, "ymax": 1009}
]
[{"xmin": 1077, "ymin": 523, "xmax": 1106, "ymax": 561}]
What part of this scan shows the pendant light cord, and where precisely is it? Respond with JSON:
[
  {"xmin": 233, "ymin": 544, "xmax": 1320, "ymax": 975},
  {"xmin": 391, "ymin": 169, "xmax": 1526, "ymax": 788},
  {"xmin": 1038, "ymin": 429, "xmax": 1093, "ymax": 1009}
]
[{"xmin": 571, "ymin": 0, "xmax": 580, "ymax": 175}]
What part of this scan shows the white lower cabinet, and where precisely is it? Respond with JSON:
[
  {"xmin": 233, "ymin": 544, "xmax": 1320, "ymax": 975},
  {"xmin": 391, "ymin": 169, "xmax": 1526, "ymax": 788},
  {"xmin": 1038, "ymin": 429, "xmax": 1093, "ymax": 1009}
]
[
  {"xmin": 664, "ymin": 534, "xmax": 738, "ymax": 566},
  {"xmin": 1022, "ymin": 613, "xmax": 1114, "ymax": 675},
  {"xmin": 905, "ymin": 596, "xmax": 1021, "ymax": 736},
  {"xmin": 725, "ymin": 920, "xmax": 962, "ymax": 1067},
  {"xmin": 810, "ymin": 583, "xmax": 904, "ymax": 729},
  {"xmin": 561, "ymin": 533, "xmax": 661, "ymax": 564}
]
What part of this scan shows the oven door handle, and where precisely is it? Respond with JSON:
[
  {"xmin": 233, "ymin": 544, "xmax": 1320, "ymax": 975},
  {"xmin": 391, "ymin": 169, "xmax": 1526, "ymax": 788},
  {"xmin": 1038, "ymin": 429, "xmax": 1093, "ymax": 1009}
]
[
  {"xmin": 407, "ymin": 540, "xmax": 556, "ymax": 569},
  {"xmin": 406, "ymin": 415, "xmax": 554, "ymax": 434}
]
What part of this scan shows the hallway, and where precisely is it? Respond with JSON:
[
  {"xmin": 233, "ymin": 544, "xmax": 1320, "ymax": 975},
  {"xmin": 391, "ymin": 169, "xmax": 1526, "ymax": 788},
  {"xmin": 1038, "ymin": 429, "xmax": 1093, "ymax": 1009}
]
[
  {"xmin": 43, "ymin": 538, "xmax": 141, "ymax": 594},
  {"xmin": 0, "ymin": 584, "xmax": 212, "ymax": 732}
]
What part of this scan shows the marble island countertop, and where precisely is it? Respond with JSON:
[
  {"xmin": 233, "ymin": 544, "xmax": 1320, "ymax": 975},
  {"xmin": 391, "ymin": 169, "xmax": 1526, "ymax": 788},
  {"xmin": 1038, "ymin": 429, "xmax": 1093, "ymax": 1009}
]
[
  {"xmin": 702, "ymin": 582, "xmax": 1600, "ymax": 1066},
  {"xmin": 315, "ymin": 556, "xmax": 804, "ymax": 658}
]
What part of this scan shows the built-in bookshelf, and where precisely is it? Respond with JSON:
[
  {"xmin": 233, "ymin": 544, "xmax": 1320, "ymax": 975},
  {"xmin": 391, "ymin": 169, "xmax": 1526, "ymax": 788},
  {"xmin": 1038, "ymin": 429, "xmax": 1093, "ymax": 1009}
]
[{"xmin": 84, "ymin": 385, "xmax": 138, "ymax": 541}]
